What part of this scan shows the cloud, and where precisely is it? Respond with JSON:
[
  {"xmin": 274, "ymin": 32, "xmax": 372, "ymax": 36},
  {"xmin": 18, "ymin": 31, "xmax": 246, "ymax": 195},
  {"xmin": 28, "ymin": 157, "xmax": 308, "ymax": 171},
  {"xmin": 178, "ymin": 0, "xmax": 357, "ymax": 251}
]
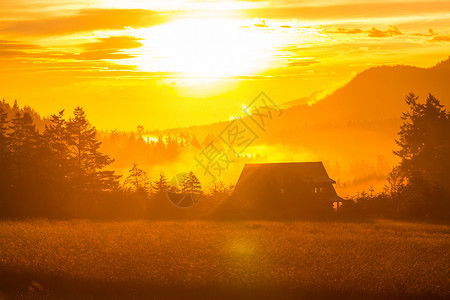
[
  {"xmin": 64, "ymin": 51, "xmax": 135, "ymax": 61},
  {"xmin": 412, "ymin": 28, "xmax": 435, "ymax": 36},
  {"xmin": 367, "ymin": 25, "xmax": 403, "ymax": 38},
  {"xmin": 81, "ymin": 36, "xmax": 144, "ymax": 51},
  {"xmin": 253, "ymin": 17, "xmax": 268, "ymax": 28},
  {"xmin": 431, "ymin": 35, "xmax": 450, "ymax": 42},
  {"xmin": 243, "ymin": 1, "xmax": 450, "ymax": 20},
  {"xmin": 65, "ymin": 36, "xmax": 144, "ymax": 60},
  {"xmin": 0, "ymin": 36, "xmax": 144, "ymax": 61},
  {"xmin": 285, "ymin": 57, "xmax": 320, "ymax": 67},
  {"xmin": 322, "ymin": 24, "xmax": 407, "ymax": 39},
  {"xmin": 324, "ymin": 28, "xmax": 364, "ymax": 34},
  {"xmin": 0, "ymin": 9, "xmax": 166, "ymax": 36},
  {"xmin": 325, "ymin": 25, "xmax": 447, "ymax": 41},
  {"xmin": 0, "ymin": 40, "xmax": 42, "ymax": 50},
  {"xmin": 0, "ymin": 40, "xmax": 43, "ymax": 57},
  {"xmin": 409, "ymin": 28, "xmax": 450, "ymax": 42}
]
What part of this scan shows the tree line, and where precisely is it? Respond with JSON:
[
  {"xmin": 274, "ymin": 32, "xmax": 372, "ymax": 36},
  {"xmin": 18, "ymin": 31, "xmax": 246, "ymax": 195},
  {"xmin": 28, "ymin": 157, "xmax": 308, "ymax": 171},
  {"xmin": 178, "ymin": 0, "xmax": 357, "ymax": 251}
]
[
  {"xmin": 1, "ymin": 94, "xmax": 448, "ymax": 220},
  {"xmin": 0, "ymin": 106, "xmax": 120, "ymax": 217},
  {"xmin": 0, "ymin": 103, "xmax": 233, "ymax": 218}
]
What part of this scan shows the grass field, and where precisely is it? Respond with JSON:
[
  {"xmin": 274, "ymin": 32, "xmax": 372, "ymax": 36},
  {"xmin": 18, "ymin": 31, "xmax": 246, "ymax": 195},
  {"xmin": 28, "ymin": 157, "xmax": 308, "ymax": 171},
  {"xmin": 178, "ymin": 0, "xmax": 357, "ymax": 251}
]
[{"xmin": 0, "ymin": 220, "xmax": 449, "ymax": 299}]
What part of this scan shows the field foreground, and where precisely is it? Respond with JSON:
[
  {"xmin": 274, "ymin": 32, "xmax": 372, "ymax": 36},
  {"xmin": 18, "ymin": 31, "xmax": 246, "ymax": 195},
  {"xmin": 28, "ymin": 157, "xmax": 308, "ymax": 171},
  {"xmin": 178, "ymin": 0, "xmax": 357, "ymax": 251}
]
[{"xmin": 0, "ymin": 220, "xmax": 449, "ymax": 299}]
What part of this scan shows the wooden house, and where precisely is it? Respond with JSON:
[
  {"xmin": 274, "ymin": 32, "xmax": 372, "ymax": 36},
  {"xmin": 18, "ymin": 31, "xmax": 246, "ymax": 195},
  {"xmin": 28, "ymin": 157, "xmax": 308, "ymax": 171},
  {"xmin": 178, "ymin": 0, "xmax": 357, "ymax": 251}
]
[{"xmin": 221, "ymin": 162, "xmax": 345, "ymax": 218}]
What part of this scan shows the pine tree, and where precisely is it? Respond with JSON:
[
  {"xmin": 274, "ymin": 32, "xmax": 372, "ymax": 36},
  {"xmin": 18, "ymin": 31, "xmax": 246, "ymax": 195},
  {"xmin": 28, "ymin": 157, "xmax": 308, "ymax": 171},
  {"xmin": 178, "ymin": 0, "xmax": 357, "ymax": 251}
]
[
  {"xmin": 43, "ymin": 110, "xmax": 70, "ymax": 174},
  {"xmin": 125, "ymin": 163, "xmax": 150, "ymax": 193},
  {"xmin": 394, "ymin": 93, "xmax": 450, "ymax": 188},
  {"xmin": 152, "ymin": 172, "xmax": 169, "ymax": 196},
  {"xmin": 9, "ymin": 112, "xmax": 40, "ymax": 180},
  {"xmin": 12, "ymin": 99, "xmax": 18, "ymax": 112},
  {"xmin": 0, "ymin": 107, "xmax": 10, "ymax": 196},
  {"xmin": 393, "ymin": 93, "xmax": 450, "ymax": 218},
  {"xmin": 180, "ymin": 171, "xmax": 202, "ymax": 196},
  {"xmin": 191, "ymin": 134, "xmax": 201, "ymax": 149},
  {"xmin": 66, "ymin": 107, "xmax": 119, "ymax": 192},
  {"xmin": 0, "ymin": 106, "xmax": 9, "ymax": 160}
]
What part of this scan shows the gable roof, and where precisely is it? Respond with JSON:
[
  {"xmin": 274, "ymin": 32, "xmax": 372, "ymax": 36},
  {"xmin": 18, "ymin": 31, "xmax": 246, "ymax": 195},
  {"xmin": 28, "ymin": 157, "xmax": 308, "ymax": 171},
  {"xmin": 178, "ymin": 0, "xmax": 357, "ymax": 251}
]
[
  {"xmin": 215, "ymin": 162, "xmax": 342, "ymax": 219},
  {"xmin": 234, "ymin": 162, "xmax": 336, "ymax": 193}
]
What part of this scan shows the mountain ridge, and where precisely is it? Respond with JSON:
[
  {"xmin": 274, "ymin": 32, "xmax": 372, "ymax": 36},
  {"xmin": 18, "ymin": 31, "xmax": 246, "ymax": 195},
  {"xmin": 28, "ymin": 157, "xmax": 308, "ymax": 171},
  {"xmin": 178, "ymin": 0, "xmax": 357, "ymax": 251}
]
[{"xmin": 149, "ymin": 57, "xmax": 450, "ymax": 140}]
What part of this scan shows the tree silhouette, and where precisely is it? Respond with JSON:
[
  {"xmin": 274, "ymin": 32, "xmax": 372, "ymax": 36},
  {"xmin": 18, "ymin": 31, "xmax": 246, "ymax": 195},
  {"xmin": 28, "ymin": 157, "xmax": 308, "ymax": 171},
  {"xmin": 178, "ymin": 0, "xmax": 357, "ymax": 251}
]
[
  {"xmin": 190, "ymin": 134, "xmax": 201, "ymax": 149},
  {"xmin": 0, "ymin": 103, "xmax": 128, "ymax": 218},
  {"xmin": 9, "ymin": 112, "xmax": 40, "ymax": 181},
  {"xmin": 43, "ymin": 110, "xmax": 70, "ymax": 176},
  {"xmin": 384, "ymin": 166, "xmax": 405, "ymax": 196},
  {"xmin": 395, "ymin": 94, "xmax": 450, "ymax": 186},
  {"xmin": 393, "ymin": 93, "xmax": 450, "ymax": 218},
  {"xmin": 125, "ymin": 163, "xmax": 150, "ymax": 194},
  {"xmin": 66, "ymin": 107, "xmax": 119, "ymax": 192},
  {"xmin": 152, "ymin": 172, "xmax": 169, "ymax": 197},
  {"xmin": 180, "ymin": 171, "xmax": 202, "ymax": 196},
  {"xmin": 0, "ymin": 107, "xmax": 10, "ymax": 197},
  {"xmin": 0, "ymin": 107, "xmax": 8, "ymax": 163}
]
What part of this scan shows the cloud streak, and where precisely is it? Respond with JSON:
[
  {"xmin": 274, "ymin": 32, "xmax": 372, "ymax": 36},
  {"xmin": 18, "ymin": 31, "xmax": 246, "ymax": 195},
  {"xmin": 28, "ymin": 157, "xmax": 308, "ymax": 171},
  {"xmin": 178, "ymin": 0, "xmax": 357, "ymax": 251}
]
[
  {"xmin": 0, "ymin": 40, "xmax": 43, "ymax": 57},
  {"xmin": 0, "ymin": 9, "xmax": 166, "ymax": 36},
  {"xmin": 80, "ymin": 36, "xmax": 144, "ymax": 51},
  {"xmin": 367, "ymin": 25, "xmax": 403, "ymax": 38},
  {"xmin": 243, "ymin": 1, "xmax": 450, "ymax": 20},
  {"xmin": 285, "ymin": 57, "xmax": 320, "ymax": 67},
  {"xmin": 0, "ymin": 35, "xmax": 145, "ymax": 63},
  {"xmin": 325, "ymin": 28, "xmax": 364, "ymax": 34},
  {"xmin": 324, "ymin": 25, "xmax": 404, "ymax": 38}
]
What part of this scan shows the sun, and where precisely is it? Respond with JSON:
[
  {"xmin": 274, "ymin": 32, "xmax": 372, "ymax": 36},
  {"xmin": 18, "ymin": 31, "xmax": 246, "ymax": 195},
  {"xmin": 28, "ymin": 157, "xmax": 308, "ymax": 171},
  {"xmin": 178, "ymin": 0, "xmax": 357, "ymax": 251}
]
[{"xmin": 120, "ymin": 17, "xmax": 280, "ymax": 78}]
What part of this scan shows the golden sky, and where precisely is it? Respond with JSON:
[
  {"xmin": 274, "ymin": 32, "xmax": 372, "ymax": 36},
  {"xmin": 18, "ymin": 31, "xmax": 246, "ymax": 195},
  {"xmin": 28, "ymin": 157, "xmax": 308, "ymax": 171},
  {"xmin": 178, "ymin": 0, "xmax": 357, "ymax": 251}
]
[{"xmin": 1, "ymin": 0, "xmax": 449, "ymax": 130}]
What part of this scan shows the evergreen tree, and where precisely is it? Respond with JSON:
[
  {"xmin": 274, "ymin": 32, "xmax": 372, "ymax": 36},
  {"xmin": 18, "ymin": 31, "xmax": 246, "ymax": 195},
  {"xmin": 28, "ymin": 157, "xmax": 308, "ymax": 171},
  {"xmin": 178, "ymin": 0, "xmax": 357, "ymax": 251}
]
[
  {"xmin": 0, "ymin": 106, "xmax": 9, "ymax": 160},
  {"xmin": 394, "ymin": 93, "xmax": 450, "ymax": 188},
  {"xmin": 66, "ymin": 107, "xmax": 119, "ymax": 192},
  {"xmin": 191, "ymin": 134, "xmax": 201, "ymax": 149},
  {"xmin": 180, "ymin": 171, "xmax": 202, "ymax": 196},
  {"xmin": 393, "ymin": 93, "xmax": 450, "ymax": 218},
  {"xmin": 152, "ymin": 172, "xmax": 169, "ymax": 196},
  {"xmin": 0, "ymin": 107, "xmax": 10, "ymax": 197},
  {"xmin": 43, "ymin": 110, "xmax": 70, "ymax": 175},
  {"xmin": 9, "ymin": 112, "xmax": 40, "ymax": 181},
  {"xmin": 5, "ymin": 112, "xmax": 43, "ymax": 216},
  {"xmin": 39, "ymin": 110, "xmax": 72, "ymax": 213},
  {"xmin": 125, "ymin": 163, "xmax": 150, "ymax": 193},
  {"xmin": 12, "ymin": 99, "xmax": 18, "ymax": 112}
]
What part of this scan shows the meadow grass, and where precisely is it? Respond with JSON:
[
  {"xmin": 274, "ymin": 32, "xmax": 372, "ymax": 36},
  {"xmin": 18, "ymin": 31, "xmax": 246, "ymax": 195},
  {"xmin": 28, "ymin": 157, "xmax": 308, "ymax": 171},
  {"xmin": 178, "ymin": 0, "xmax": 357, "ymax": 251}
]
[{"xmin": 0, "ymin": 219, "xmax": 449, "ymax": 299}]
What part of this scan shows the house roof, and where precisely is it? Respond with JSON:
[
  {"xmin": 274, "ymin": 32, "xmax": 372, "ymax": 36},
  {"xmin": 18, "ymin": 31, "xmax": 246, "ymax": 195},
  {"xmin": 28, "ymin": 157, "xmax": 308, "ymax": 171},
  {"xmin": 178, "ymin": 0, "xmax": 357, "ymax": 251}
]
[
  {"xmin": 234, "ymin": 162, "xmax": 336, "ymax": 190},
  {"xmin": 218, "ymin": 162, "xmax": 341, "ymax": 218}
]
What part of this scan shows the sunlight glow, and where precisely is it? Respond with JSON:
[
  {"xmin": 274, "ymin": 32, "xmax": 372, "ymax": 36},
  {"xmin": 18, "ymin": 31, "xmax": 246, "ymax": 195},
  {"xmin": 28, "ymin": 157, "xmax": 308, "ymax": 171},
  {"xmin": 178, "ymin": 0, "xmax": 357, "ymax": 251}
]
[
  {"xmin": 118, "ymin": 18, "xmax": 281, "ymax": 78},
  {"xmin": 141, "ymin": 135, "xmax": 159, "ymax": 143}
]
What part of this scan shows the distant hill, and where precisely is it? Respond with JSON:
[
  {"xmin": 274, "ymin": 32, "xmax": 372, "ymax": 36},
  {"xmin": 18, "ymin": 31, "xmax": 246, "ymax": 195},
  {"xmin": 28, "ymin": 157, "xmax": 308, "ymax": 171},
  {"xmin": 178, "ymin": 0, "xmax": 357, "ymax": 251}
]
[
  {"xmin": 153, "ymin": 57, "xmax": 450, "ymax": 140},
  {"xmin": 282, "ymin": 56, "xmax": 450, "ymax": 125}
]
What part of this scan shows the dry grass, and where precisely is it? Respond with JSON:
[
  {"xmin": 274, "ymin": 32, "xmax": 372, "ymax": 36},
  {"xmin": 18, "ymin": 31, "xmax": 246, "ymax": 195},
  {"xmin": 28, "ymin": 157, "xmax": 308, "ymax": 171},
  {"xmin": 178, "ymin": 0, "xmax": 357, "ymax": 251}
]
[{"xmin": 0, "ymin": 220, "xmax": 449, "ymax": 299}]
